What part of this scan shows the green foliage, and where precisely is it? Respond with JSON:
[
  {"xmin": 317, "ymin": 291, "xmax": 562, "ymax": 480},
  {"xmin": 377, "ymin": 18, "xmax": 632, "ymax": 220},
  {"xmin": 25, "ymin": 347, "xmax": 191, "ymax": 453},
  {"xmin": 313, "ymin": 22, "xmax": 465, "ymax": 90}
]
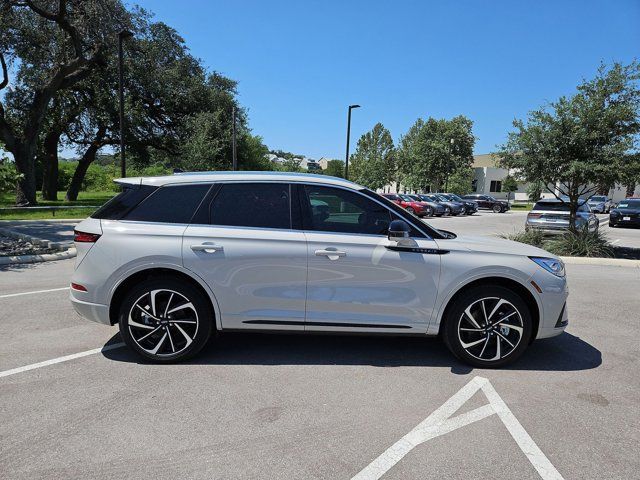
[
  {"xmin": 350, "ymin": 123, "xmax": 395, "ymax": 190},
  {"xmin": 544, "ymin": 229, "xmax": 613, "ymax": 258},
  {"xmin": 0, "ymin": 159, "xmax": 22, "ymax": 195},
  {"xmin": 325, "ymin": 159, "xmax": 345, "ymax": 178},
  {"xmin": 526, "ymin": 180, "xmax": 544, "ymax": 202},
  {"xmin": 498, "ymin": 62, "xmax": 640, "ymax": 228},
  {"xmin": 502, "ymin": 174, "xmax": 518, "ymax": 200},
  {"xmin": 276, "ymin": 158, "xmax": 303, "ymax": 172},
  {"xmin": 397, "ymin": 116, "xmax": 475, "ymax": 192},
  {"xmin": 447, "ymin": 167, "xmax": 474, "ymax": 195},
  {"xmin": 502, "ymin": 228, "xmax": 613, "ymax": 258}
]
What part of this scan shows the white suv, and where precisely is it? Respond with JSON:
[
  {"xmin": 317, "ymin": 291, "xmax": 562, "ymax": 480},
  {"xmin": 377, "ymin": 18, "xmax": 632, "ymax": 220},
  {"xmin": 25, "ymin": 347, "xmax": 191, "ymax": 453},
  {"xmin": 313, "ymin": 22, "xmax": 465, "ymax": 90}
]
[{"xmin": 71, "ymin": 172, "xmax": 568, "ymax": 367}]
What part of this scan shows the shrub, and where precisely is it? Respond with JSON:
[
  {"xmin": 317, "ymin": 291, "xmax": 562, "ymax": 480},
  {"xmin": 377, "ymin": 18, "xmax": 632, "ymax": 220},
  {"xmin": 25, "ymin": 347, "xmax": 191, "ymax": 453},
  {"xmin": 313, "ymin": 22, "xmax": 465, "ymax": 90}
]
[
  {"xmin": 544, "ymin": 228, "xmax": 613, "ymax": 258},
  {"xmin": 500, "ymin": 229, "xmax": 545, "ymax": 248},
  {"xmin": 0, "ymin": 160, "xmax": 22, "ymax": 194}
]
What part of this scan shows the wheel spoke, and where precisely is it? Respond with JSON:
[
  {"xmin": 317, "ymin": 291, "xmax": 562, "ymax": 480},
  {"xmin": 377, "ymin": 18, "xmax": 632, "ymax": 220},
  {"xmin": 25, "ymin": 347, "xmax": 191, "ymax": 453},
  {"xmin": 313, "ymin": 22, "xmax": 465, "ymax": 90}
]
[
  {"xmin": 150, "ymin": 290, "xmax": 160, "ymax": 316},
  {"xmin": 149, "ymin": 332, "xmax": 167, "ymax": 354},
  {"xmin": 169, "ymin": 320, "xmax": 197, "ymax": 325},
  {"xmin": 490, "ymin": 311, "xmax": 517, "ymax": 326},
  {"xmin": 460, "ymin": 337, "xmax": 487, "ymax": 349},
  {"xmin": 496, "ymin": 331, "xmax": 515, "ymax": 348},
  {"xmin": 490, "ymin": 336, "xmax": 502, "ymax": 360},
  {"xmin": 129, "ymin": 315, "xmax": 155, "ymax": 330},
  {"xmin": 481, "ymin": 300, "xmax": 488, "ymax": 325},
  {"xmin": 167, "ymin": 302, "xmax": 195, "ymax": 315},
  {"xmin": 460, "ymin": 327, "xmax": 483, "ymax": 332},
  {"xmin": 163, "ymin": 293, "xmax": 174, "ymax": 317},
  {"xmin": 173, "ymin": 323, "xmax": 193, "ymax": 347},
  {"xmin": 487, "ymin": 299, "xmax": 507, "ymax": 321},
  {"xmin": 137, "ymin": 325, "xmax": 163, "ymax": 342},
  {"xmin": 135, "ymin": 304, "xmax": 159, "ymax": 321},
  {"xmin": 463, "ymin": 306, "xmax": 482, "ymax": 329},
  {"xmin": 166, "ymin": 327, "xmax": 176, "ymax": 353},
  {"xmin": 479, "ymin": 336, "xmax": 490, "ymax": 358},
  {"xmin": 495, "ymin": 321, "xmax": 523, "ymax": 334}
]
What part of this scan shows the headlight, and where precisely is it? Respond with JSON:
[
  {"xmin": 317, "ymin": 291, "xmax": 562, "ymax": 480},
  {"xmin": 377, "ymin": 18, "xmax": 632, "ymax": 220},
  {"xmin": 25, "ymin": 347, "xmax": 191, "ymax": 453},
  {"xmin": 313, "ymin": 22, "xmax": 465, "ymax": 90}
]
[{"xmin": 530, "ymin": 256, "xmax": 565, "ymax": 277}]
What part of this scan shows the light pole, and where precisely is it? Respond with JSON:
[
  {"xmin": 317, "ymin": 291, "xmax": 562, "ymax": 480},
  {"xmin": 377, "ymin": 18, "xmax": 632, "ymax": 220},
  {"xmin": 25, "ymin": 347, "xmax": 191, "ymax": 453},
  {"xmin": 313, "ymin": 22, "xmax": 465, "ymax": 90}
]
[
  {"xmin": 344, "ymin": 104, "xmax": 360, "ymax": 180},
  {"xmin": 232, "ymin": 106, "xmax": 237, "ymax": 171},
  {"xmin": 118, "ymin": 29, "xmax": 133, "ymax": 178},
  {"xmin": 444, "ymin": 137, "xmax": 455, "ymax": 191}
]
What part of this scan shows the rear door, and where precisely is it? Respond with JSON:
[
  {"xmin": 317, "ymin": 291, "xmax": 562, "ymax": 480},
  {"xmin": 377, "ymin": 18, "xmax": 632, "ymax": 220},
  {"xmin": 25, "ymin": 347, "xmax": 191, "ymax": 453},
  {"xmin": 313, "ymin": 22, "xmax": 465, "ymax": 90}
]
[
  {"xmin": 301, "ymin": 184, "xmax": 440, "ymax": 333},
  {"xmin": 182, "ymin": 182, "xmax": 308, "ymax": 331}
]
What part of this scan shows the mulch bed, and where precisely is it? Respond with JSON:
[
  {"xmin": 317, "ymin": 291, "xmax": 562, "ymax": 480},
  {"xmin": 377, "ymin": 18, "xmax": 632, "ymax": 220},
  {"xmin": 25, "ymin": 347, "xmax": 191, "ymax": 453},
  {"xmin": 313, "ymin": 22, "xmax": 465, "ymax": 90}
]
[{"xmin": 0, "ymin": 235, "xmax": 56, "ymax": 257}]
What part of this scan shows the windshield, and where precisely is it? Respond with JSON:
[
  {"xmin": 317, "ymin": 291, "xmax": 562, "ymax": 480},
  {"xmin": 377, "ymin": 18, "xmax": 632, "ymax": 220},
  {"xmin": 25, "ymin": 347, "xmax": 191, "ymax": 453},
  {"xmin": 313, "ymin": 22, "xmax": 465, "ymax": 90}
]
[
  {"xmin": 449, "ymin": 194, "xmax": 463, "ymax": 201},
  {"xmin": 384, "ymin": 194, "xmax": 400, "ymax": 201},
  {"xmin": 439, "ymin": 194, "xmax": 454, "ymax": 201},
  {"xmin": 433, "ymin": 194, "xmax": 449, "ymax": 202},
  {"xmin": 399, "ymin": 194, "xmax": 413, "ymax": 202},
  {"xmin": 590, "ymin": 196, "xmax": 606, "ymax": 202},
  {"xmin": 422, "ymin": 194, "xmax": 438, "ymax": 202},
  {"xmin": 617, "ymin": 200, "xmax": 640, "ymax": 209}
]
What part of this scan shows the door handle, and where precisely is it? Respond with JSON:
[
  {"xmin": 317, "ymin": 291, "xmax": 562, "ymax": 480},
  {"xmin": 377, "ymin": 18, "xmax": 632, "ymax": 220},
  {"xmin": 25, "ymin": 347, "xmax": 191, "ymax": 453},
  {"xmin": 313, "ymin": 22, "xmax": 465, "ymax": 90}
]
[
  {"xmin": 191, "ymin": 243, "xmax": 223, "ymax": 253},
  {"xmin": 315, "ymin": 249, "xmax": 346, "ymax": 260}
]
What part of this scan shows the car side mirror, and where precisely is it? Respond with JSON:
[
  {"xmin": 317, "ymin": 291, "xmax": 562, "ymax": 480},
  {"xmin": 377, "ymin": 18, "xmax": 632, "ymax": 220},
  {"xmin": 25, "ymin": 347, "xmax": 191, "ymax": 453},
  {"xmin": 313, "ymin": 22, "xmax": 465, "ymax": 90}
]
[{"xmin": 388, "ymin": 219, "xmax": 411, "ymax": 241}]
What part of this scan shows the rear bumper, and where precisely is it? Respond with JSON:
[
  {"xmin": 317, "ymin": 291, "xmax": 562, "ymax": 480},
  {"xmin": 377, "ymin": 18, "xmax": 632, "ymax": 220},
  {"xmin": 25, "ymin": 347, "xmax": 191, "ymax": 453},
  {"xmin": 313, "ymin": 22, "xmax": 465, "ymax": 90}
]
[{"xmin": 70, "ymin": 291, "xmax": 111, "ymax": 325}]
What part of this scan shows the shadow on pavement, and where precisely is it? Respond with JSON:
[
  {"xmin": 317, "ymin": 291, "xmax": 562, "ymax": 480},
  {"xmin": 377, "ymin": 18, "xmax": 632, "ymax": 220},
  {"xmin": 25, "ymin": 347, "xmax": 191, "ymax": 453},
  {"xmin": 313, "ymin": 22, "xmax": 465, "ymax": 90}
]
[{"xmin": 102, "ymin": 331, "xmax": 601, "ymax": 374}]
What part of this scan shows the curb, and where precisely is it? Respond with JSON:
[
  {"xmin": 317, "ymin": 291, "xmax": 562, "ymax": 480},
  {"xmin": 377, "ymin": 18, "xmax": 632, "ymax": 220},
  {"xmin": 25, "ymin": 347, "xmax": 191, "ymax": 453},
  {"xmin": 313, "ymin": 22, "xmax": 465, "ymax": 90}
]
[
  {"xmin": 0, "ymin": 219, "xmax": 80, "ymax": 224},
  {"xmin": 561, "ymin": 256, "xmax": 640, "ymax": 268},
  {"xmin": 0, "ymin": 226, "xmax": 72, "ymax": 251},
  {"xmin": 0, "ymin": 248, "xmax": 77, "ymax": 265}
]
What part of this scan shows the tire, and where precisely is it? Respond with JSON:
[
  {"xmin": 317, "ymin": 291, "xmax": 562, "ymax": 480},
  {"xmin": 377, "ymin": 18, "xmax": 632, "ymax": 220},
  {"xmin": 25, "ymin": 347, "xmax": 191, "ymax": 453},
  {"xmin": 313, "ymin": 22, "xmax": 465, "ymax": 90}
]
[
  {"xmin": 609, "ymin": 221, "xmax": 615, "ymax": 228},
  {"xmin": 492, "ymin": 204, "xmax": 502, "ymax": 213},
  {"xmin": 118, "ymin": 277, "xmax": 213, "ymax": 363},
  {"xmin": 442, "ymin": 285, "xmax": 533, "ymax": 368},
  {"xmin": 444, "ymin": 207, "xmax": 451, "ymax": 216},
  {"xmin": 406, "ymin": 207, "xmax": 415, "ymax": 215}
]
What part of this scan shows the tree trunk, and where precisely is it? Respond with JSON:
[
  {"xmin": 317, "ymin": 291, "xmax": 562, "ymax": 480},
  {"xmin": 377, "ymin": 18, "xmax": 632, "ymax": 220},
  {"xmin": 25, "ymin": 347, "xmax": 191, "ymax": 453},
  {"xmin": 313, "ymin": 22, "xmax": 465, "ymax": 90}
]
[
  {"xmin": 65, "ymin": 126, "xmax": 106, "ymax": 201},
  {"xmin": 41, "ymin": 131, "xmax": 61, "ymax": 201},
  {"xmin": 13, "ymin": 142, "xmax": 38, "ymax": 206}
]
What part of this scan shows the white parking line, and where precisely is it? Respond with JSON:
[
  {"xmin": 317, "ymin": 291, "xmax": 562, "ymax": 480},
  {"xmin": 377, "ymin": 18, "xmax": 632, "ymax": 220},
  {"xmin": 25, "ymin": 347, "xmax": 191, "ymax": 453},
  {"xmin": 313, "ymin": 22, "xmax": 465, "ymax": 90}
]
[
  {"xmin": 0, "ymin": 286, "xmax": 69, "ymax": 299},
  {"xmin": 352, "ymin": 376, "xmax": 564, "ymax": 480},
  {"xmin": 0, "ymin": 342, "xmax": 125, "ymax": 378}
]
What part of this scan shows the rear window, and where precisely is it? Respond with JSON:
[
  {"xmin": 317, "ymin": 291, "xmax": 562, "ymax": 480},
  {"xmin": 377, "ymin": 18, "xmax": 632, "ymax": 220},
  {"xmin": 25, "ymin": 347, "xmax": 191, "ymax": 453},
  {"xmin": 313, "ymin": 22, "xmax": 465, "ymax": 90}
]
[
  {"xmin": 92, "ymin": 185, "xmax": 157, "ymax": 220},
  {"xmin": 533, "ymin": 201, "xmax": 589, "ymax": 212},
  {"xmin": 210, "ymin": 183, "xmax": 291, "ymax": 229},
  {"xmin": 124, "ymin": 184, "xmax": 211, "ymax": 223}
]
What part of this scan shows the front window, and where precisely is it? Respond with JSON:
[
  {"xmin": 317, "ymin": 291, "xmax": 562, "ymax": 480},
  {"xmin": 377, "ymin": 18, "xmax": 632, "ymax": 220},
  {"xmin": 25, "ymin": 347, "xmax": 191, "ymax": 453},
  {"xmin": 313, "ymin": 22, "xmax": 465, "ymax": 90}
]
[{"xmin": 304, "ymin": 185, "xmax": 391, "ymax": 235}]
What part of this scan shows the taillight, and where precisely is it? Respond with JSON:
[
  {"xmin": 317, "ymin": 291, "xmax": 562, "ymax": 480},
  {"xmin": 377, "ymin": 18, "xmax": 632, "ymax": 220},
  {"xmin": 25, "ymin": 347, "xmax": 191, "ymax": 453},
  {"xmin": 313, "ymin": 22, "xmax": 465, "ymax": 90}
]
[
  {"xmin": 74, "ymin": 230, "xmax": 101, "ymax": 243},
  {"xmin": 71, "ymin": 283, "xmax": 87, "ymax": 292},
  {"xmin": 528, "ymin": 213, "xmax": 542, "ymax": 219}
]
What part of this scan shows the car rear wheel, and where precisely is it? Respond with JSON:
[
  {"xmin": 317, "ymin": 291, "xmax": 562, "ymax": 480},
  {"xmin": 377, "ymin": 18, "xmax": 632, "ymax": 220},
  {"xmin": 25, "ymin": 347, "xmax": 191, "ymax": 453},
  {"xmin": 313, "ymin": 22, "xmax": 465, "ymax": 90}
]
[
  {"xmin": 406, "ymin": 207, "xmax": 415, "ymax": 215},
  {"xmin": 492, "ymin": 204, "xmax": 502, "ymax": 213},
  {"xmin": 443, "ymin": 285, "xmax": 533, "ymax": 368},
  {"xmin": 118, "ymin": 277, "xmax": 213, "ymax": 362}
]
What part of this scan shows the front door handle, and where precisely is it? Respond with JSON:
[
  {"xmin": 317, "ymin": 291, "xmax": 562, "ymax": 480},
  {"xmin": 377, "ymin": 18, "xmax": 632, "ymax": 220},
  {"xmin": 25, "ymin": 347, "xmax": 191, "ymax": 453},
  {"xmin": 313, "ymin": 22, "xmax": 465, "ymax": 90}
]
[
  {"xmin": 315, "ymin": 249, "xmax": 346, "ymax": 260},
  {"xmin": 191, "ymin": 243, "xmax": 224, "ymax": 253}
]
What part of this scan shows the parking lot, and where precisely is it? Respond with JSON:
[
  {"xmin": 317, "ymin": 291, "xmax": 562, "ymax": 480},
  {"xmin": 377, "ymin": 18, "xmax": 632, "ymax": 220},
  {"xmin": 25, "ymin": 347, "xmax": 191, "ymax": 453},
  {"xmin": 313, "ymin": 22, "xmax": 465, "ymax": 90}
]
[{"xmin": 1, "ymin": 212, "xmax": 639, "ymax": 479}]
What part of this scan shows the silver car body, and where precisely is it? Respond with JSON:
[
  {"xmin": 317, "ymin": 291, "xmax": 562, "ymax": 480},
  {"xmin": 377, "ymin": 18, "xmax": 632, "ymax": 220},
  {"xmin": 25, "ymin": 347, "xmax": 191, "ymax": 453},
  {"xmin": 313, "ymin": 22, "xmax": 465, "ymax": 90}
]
[
  {"xmin": 526, "ymin": 199, "xmax": 599, "ymax": 234},
  {"xmin": 71, "ymin": 172, "xmax": 568, "ymax": 342},
  {"xmin": 587, "ymin": 195, "xmax": 613, "ymax": 214}
]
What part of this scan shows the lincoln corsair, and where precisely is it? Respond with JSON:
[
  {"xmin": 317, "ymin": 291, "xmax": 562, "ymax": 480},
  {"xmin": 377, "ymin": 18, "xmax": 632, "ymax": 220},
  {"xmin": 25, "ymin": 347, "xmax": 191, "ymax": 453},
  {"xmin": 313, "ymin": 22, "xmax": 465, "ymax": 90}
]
[{"xmin": 71, "ymin": 172, "xmax": 568, "ymax": 368}]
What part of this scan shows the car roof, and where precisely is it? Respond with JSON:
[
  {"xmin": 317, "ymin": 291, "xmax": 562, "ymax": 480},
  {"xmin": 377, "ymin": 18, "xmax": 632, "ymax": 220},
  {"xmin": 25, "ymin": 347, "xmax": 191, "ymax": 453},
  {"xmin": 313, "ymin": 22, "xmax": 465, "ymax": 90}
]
[{"xmin": 115, "ymin": 171, "xmax": 364, "ymax": 190}]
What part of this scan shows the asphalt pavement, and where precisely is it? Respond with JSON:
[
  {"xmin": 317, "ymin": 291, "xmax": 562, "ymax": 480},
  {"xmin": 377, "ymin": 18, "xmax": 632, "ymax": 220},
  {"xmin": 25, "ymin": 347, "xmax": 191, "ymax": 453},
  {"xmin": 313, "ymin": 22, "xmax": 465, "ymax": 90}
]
[{"xmin": 1, "ymin": 257, "xmax": 639, "ymax": 479}]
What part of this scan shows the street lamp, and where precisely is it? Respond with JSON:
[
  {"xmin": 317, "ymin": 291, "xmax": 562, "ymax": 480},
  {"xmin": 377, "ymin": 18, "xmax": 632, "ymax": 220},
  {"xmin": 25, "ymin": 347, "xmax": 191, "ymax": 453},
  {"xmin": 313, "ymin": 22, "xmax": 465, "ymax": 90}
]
[
  {"xmin": 118, "ymin": 29, "xmax": 134, "ymax": 178},
  {"xmin": 444, "ymin": 137, "xmax": 455, "ymax": 191},
  {"xmin": 344, "ymin": 104, "xmax": 360, "ymax": 180}
]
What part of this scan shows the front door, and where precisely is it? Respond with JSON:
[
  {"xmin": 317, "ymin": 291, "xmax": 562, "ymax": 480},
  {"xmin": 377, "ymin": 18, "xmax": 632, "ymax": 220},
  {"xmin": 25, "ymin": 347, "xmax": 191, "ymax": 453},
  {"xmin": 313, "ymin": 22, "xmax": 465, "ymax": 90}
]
[
  {"xmin": 301, "ymin": 184, "xmax": 440, "ymax": 333},
  {"xmin": 183, "ymin": 182, "xmax": 307, "ymax": 331}
]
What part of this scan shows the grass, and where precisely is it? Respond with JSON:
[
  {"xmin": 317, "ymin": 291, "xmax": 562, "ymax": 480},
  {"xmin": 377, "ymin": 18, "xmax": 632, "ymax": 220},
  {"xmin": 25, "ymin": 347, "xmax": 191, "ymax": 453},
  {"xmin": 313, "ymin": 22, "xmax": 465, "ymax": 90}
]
[
  {"xmin": 510, "ymin": 202, "xmax": 533, "ymax": 210},
  {"xmin": 0, "ymin": 190, "xmax": 115, "ymax": 220}
]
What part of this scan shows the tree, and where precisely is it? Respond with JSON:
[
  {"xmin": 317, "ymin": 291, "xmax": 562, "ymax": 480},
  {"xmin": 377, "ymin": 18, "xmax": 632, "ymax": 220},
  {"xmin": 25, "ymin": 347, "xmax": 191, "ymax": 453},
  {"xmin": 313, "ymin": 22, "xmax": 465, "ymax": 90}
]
[
  {"xmin": 324, "ymin": 159, "xmax": 344, "ymax": 178},
  {"xmin": 502, "ymin": 174, "xmax": 518, "ymax": 202},
  {"xmin": 447, "ymin": 167, "xmax": 474, "ymax": 195},
  {"xmin": 0, "ymin": 0, "xmax": 131, "ymax": 205},
  {"xmin": 526, "ymin": 180, "xmax": 543, "ymax": 202},
  {"xmin": 349, "ymin": 122, "xmax": 395, "ymax": 190},
  {"xmin": 397, "ymin": 116, "xmax": 475, "ymax": 192},
  {"xmin": 498, "ymin": 62, "xmax": 640, "ymax": 229},
  {"xmin": 0, "ymin": 142, "xmax": 22, "ymax": 194},
  {"xmin": 278, "ymin": 157, "xmax": 303, "ymax": 172}
]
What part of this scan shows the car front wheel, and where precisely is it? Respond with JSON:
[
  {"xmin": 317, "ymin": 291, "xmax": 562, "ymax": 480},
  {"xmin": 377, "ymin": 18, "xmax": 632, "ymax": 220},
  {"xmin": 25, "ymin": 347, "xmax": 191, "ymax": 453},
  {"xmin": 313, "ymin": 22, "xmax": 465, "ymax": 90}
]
[
  {"xmin": 118, "ymin": 277, "xmax": 213, "ymax": 362},
  {"xmin": 443, "ymin": 285, "xmax": 533, "ymax": 368},
  {"xmin": 492, "ymin": 204, "xmax": 503, "ymax": 213}
]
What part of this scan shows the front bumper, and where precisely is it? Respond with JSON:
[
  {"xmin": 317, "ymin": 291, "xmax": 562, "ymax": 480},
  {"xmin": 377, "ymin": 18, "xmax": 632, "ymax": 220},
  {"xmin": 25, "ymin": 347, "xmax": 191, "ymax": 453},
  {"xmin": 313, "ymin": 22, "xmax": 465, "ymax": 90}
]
[
  {"xmin": 529, "ymin": 269, "xmax": 569, "ymax": 339},
  {"xmin": 610, "ymin": 215, "xmax": 640, "ymax": 226},
  {"xmin": 70, "ymin": 291, "xmax": 111, "ymax": 325}
]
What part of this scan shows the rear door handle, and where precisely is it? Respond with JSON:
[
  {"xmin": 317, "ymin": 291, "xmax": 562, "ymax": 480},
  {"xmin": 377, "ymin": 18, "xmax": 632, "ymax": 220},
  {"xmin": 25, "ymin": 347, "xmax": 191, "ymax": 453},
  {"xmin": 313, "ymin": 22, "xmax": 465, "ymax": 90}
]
[
  {"xmin": 191, "ymin": 243, "xmax": 223, "ymax": 253},
  {"xmin": 315, "ymin": 249, "xmax": 346, "ymax": 260}
]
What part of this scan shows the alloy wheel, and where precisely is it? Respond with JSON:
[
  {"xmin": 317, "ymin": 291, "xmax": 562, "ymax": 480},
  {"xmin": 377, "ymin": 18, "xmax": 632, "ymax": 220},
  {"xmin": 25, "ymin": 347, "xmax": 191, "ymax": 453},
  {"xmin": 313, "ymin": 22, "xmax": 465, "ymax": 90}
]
[
  {"xmin": 457, "ymin": 297, "xmax": 524, "ymax": 361},
  {"xmin": 127, "ymin": 289, "xmax": 199, "ymax": 357}
]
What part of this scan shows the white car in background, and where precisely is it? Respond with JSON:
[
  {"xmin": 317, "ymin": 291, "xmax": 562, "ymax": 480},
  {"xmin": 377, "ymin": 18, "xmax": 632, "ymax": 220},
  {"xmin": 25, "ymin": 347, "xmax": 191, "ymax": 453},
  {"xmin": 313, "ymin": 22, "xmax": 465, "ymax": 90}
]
[{"xmin": 70, "ymin": 172, "xmax": 568, "ymax": 368}]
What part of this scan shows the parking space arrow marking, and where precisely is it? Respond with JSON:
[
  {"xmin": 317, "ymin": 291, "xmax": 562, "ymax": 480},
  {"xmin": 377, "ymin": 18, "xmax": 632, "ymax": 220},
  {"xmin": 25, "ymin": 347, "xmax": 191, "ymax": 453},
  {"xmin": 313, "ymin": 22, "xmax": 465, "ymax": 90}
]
[{"xmin": 352, "ymin": 376, "xmax": 564, "ymax": 480}]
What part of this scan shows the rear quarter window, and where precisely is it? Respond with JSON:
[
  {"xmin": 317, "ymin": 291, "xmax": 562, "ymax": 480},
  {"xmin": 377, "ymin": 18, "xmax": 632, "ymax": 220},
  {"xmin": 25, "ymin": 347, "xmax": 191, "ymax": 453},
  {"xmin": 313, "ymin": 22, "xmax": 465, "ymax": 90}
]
[
  {"xmin": 123, "ymin": 184, "xmax": 211, "ymax": 223},
  {"xmin": 92, "ymin": 185, "xmax": 158, "ymax": 220}
]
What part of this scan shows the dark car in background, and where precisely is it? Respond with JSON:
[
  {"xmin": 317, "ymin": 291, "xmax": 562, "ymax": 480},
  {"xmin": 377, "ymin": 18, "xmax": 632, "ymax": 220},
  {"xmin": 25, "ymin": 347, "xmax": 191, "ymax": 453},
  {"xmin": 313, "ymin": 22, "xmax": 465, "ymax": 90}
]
[
  {"xmin": 404, "ymin": 194, "xmax": 445, "ymax": 216},
  {"xmin": 439, "ymin": 193, "xmax": 477, "ymax": 215},
  {"xmin": 419, "ymin": 194, "xmax": 464, "ymax": 216},
  {"xmin": 462, "ymin": 194, "xmax": 510, "ymax": 213},
  {"xmin": 525, "ymin": 198, "xmax": 599, "ymax": 234},
  {"xmin": 609, "ymin": 198, "xmax": 640, "ymax": 228}
]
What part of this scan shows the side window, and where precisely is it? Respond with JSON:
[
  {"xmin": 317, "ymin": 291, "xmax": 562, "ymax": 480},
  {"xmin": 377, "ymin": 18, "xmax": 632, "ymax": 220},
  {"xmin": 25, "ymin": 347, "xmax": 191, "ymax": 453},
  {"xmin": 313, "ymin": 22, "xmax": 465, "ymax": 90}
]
[
  {"xmin": 124, "ymin": 184, "xmax": 210, "ymax": 223},
  {"xmin": 210, "ymin": 183, "xmax": 291, "ymax": 229},
  {"xmin": 92, "ymin": 185, "xmax": 157, "ymax": 220},
  {"xmin": 303, "ymin": 185, "xmax": 391, "ymax": 235}
]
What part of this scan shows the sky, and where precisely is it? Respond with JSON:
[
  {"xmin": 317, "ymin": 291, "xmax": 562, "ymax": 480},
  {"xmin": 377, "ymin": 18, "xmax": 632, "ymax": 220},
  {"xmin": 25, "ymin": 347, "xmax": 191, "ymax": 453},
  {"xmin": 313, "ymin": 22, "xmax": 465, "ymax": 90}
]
[{"xmin": 125, "ymin": 1, "xmax": 637, "ymax": 158}]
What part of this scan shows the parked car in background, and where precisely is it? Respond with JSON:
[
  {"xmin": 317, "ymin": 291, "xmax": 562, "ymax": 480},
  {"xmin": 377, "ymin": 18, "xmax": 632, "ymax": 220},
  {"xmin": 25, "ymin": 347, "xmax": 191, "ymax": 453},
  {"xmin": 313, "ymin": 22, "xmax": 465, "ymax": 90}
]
[
  {"xmin": 380, "ymin": 193, "xmax": 402, "ymax": 206},
  {"xmin": 71, "ymin": 171, "xmax": 569, "ymax": 368},
  {"xmin": 418, "ymin": 194, "xmax": 462, "ymax": 216},
  {"xmin": 395, "ymin": 194, "xmax": 433, "ymax": 217},
  {"xmin": 462, "ymin": 194, "xmax": 510, "ymax": 213},
  {"xmin": 526, "ymin": 199, "xmax": 599, "ymax": 233},
  {"xmin": 430, "ymin": 194, "xmax": 466, "ymax": 216},
  {"xmin": 403, "ymin": 194, "xmax": 445, "ymax": 217},
  {"xmin": 439, "ymin": 193, "xmax": 477, "ymax": 215},
  {"xmin": 586, "ymin": 195, "xmax": 613, "ymax": 213},
  {"xmin": 609, "ymin": 198, "xmax": 640, "ymax": 228}
]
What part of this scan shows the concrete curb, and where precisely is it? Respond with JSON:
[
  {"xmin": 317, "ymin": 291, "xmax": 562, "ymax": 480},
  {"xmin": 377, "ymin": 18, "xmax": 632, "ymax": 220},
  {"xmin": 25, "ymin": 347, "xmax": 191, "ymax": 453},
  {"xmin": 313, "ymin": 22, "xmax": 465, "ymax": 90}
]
[
  {"xmin": 561, "ymin": 256, "xmax": 640, "ymax": 268},
  {"xmin": 0, "ymin": 226, "xmax": 71, "ymax": 251},
  {"xmin": 0, "ymin": 247, "xmax": 77, "ymax": 265}
]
